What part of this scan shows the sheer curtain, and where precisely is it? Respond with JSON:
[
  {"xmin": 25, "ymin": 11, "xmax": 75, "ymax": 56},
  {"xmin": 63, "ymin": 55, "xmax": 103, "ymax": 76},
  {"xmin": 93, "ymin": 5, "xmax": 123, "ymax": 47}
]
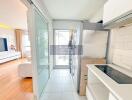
[
  {"xmin": 22, "ymin": 32, "xmax": 31, "ymax": 59},
  {"xmin": 15, "ymin": 29, "xmax": 31, "ymax": 59}
]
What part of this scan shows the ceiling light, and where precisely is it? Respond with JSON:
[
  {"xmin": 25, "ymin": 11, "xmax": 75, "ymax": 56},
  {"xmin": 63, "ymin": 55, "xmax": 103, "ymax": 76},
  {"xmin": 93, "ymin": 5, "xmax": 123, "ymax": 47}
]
[{"xmin": 0, "ymin": 23, "xmax": 12, "ymax": 30}]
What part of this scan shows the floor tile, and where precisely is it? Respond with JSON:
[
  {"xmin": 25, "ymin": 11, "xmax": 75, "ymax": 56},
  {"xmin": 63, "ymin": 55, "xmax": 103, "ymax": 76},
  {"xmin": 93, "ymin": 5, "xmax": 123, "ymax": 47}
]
[
  {"xmin": 61, "ymin": 92, "xmax": 75, "ymax": 100},
  {"xmin": 40, "ymin": 93, "xmax": 61, "ymax": 100},
  {"xmin": 40, "ymin": 69, "xmax": 87, "ymax": 100}
]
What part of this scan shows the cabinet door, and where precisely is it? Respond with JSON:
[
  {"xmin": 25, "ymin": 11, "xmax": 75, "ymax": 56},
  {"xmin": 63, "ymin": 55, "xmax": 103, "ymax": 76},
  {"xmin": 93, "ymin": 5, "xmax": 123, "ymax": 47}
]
[
  {"xmin": 86, "ymin": 87, "xmax": 94, "ymax": 100},
  {"xmin": 109, "ymin": 93, "xmax": 118, "ymax": 100},
  {"xmin": 103, "ymin": 0, "xmax": 132, "ymax": 24}
]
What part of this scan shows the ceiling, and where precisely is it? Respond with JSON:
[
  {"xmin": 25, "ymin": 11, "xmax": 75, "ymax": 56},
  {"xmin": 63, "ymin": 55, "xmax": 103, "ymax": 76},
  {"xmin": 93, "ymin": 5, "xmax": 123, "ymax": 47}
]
[
  {"xmin": 0, "ymin": 0, "xmax": 27, "ymax": 30},
  {"xmin": 0, "ymin": 0, "xmax": 107, "ymax": 30},
  {"xmin": 42, "ymin": 0, "xmax": 107, "ymax": 20}
]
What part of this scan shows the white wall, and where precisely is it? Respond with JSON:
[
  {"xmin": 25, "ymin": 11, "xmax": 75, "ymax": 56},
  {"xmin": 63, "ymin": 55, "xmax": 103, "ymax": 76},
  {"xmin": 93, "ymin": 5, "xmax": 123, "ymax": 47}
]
[
  {"xmin": 0, "ymin": 28, "xmax": 16, "ymax": 51},
  {"xmin": 82, "ymin": 30, "xmax": 108, "ymax": 58},
  {"xmin": 108, "ymin": 24, "xmax": 132, "ymax": 71},
  {"xmin": 53, "ymin": 20, "xmax": 81, "ymax": 29},
  {"xmin": 0, "ymin": 0, "xmax": 27, "ymax": 52},
  {"xmin": 0, "ymin": 0, "xmax": 27, "ymax": 30},
  {"xmin": 89, "ymin": 7, "xmax": 104, "ymax": 23}
]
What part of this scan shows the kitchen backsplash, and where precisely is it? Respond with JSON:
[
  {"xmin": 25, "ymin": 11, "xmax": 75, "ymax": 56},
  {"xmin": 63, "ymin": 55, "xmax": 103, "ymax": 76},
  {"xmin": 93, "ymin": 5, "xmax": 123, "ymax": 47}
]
[{"xmin": 109, "ymin": 24, "xmax": 132, "ymax": 70}]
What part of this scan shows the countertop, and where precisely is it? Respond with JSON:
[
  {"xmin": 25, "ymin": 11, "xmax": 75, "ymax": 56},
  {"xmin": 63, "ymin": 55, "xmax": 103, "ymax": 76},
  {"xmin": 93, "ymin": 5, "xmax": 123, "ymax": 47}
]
[{"xmin": 87, "ymin": 64, "xmax": 132, "ymax": 100}]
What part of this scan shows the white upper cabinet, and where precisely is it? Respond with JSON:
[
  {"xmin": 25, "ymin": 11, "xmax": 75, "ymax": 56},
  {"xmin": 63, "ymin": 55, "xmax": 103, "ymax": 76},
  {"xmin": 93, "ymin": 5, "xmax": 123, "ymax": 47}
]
[{"xmin": 103, "ymin": 0, "xmax": 132, "ymax": 24}]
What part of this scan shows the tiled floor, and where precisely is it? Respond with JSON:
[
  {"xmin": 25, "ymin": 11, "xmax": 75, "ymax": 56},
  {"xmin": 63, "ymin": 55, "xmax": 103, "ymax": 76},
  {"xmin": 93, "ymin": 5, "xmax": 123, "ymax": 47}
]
[{"xmin": 40, "ymin": 69, "xmax": 87, "ymax": 100}]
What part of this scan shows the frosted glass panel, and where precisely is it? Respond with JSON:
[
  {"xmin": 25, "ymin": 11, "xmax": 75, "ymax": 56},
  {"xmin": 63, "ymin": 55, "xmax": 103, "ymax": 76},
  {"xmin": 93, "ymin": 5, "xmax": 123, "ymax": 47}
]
[{"xmin": 35, "ymin": 11, "xmax": 49, "ymax": 97}]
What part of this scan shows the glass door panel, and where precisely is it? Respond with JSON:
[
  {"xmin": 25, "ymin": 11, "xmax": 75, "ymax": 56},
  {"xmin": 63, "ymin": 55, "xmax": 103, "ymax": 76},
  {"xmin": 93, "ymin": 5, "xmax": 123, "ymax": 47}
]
[
  {"xmin": 35, "ymin": 11, "xmax": 49, "ymax": 97},
  {"xmin": 28, "ymin": 5, "xmax": 49, "ymax": 100}
]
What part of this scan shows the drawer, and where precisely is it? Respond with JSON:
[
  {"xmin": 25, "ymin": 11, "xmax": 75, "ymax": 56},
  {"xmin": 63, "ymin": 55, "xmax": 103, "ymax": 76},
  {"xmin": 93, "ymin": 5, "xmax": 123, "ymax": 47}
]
[{"xmin": 86, "ymin": 86, "xmax": 94, "ymax": 100}]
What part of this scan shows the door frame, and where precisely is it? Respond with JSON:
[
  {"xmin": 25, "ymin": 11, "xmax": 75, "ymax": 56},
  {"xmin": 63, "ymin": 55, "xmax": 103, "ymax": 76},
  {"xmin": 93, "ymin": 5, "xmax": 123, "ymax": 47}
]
[{"xmin": 53, "ymin": 29, "xmax": 73, "ymax": 69}]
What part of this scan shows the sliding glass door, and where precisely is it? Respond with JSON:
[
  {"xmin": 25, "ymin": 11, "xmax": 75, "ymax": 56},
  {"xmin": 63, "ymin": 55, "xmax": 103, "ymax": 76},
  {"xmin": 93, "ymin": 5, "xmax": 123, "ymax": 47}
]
[
  {"xmin": 54, "ymin": 30, "xmax": 70, "ymax": 69},
  {"xmin": 28, "ymin": 5, "xmax": 49, "ymax": 100}
]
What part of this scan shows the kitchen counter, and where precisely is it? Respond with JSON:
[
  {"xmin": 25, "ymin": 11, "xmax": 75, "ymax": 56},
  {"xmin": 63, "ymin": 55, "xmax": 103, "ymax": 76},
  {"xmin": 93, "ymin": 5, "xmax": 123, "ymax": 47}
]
[{"xmin": 87, "ymin": 64, "xmax": 132, "ymax": 100}]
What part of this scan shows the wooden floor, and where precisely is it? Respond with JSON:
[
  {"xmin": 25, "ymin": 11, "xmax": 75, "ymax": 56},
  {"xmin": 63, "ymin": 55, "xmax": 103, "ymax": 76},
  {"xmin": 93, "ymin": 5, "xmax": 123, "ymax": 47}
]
[{"xmin": 0, "ymin": 59, "xmax": 33, "ymax": 100}]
